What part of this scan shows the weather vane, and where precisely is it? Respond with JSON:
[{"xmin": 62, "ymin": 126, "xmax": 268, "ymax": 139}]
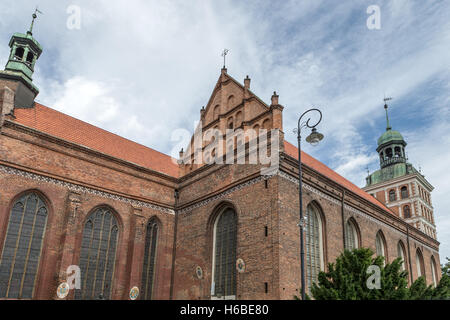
[
  {"xmin": 221, "ymin": 49, "xmax": 229, "ymax": 68},
  {"xmin": 383, "ymin": 96, "xmax": 393, "ymax": 130},
  {"xmin": 28, "ymin": 7, "xmax": 43, "ymax": 35}
]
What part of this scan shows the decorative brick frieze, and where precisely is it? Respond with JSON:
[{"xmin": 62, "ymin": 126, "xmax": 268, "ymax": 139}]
[{"xmin": 0, "ymin": 164, "xmax": 175, "ymax": 215}]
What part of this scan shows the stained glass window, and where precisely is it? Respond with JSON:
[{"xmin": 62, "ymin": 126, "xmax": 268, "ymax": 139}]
[
  {"xmin": 0, "ymin": 192, "xmax": 48, "ymax": 299},
  {"xmin": 212, "ymin": 208, "xmax": 237, "ymax": 299},
  {"xmin": 344, "ymin": 219, "xmax": 358, "ymax": 251},
  {"xmin": 376, "ymin": 231, "xmax": 386, "ymax": 265},
  {"xmin": 75, "ymin": 207, "xmax": 119, "ymax": 300},
  {"xmin": 397, "ymin": 241, "xmax": 406, "ymax": 271},
  {"xmin": 141, "ymin": 219, "xmax": 159, "ymax": 300},
  {"xmin": 416, "ymin": 249, "xmax": 424, "ymax": 279},
  {"xmin": 305, "ymin": 204, "xmax": 324, "ymax": 290}
]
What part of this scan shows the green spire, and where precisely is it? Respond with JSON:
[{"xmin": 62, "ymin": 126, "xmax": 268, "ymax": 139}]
[
  {"xmin": 1, "ymin": 10, "xmax": 43, "ymax": 94},
  {"xmin": 384, "ymin": 98, "xmax": 392, "ymax": 131},
  {"xmin": 28, "ymin": 8, "xmax": 43, "ymax": 36}
]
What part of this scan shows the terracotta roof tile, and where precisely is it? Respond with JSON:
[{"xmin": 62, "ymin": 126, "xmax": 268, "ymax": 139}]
[
  {"xmin": 284, "ymin": 140, "xmax": 394, "ymax": 215},
  {"xmin": 13, "ymin": 103, "xmax": 179, "ymax": 178}
]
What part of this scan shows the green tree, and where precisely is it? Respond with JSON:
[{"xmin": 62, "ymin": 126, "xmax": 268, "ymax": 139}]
[
  {"xmin": 309, "ymin": 248, "xmax": 409, "ymax": 300},
  {"xmin": 295, "ymin": 250, "xmax": 450, "ymax": 300},
  {"xmin": 431, "ymin": 257, "xmax": 450, "ymax": 300}
]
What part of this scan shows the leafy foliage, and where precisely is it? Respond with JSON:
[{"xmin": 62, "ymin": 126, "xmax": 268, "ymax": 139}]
[{"xmin": 295, "ymin": 249, "xmax": 450, "ymax": 300}]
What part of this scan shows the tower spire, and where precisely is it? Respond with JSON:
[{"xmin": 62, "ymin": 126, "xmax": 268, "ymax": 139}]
[
  {"xmin": 221, "ymin": 49, "xmax": 229, "ymax": 69},
  {"xmin": 28, "ymin": 7, "xmax": 43, "ymax": 36},
  {"xmin": 384, "ymin": 97, "xmax": 393, "ymax": 131}
]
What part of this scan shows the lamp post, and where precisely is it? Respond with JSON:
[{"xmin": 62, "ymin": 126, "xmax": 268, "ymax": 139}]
[{"xmin": 296, "ymin": 108, "xmax": 324, "ymax": 300}]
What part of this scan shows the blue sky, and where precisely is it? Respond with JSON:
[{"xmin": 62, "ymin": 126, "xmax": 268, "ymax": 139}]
[{"xmin": 0, "ymin": 0, "xmax": 449, "ymax": 263}]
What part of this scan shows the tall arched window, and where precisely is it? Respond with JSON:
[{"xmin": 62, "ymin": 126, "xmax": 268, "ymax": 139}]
[
  {"xmin": 305, "ymin": 203, "xmax": 324, "ymax": 290},
  {"xmin": 0, "ymin": 192, "xmax": 48, "ymax": 299},
  {"xmin": 375, "ymin": 231, "xmax": 387, "ymax": 265},
  {"xmin": 401, "ymin": 186, "xmax": 409, "ymax": 199},
  {"xmin": 227, "ymin": 95, "xmax": 235, "ymax": 109},
  {"xmin": 213, "ymin": 105, "xmax": 220, "ymax": 120},
  {"xmin": 389, "ymin": 189, "xmax": 396, "ymax": 202},
  {"xmin": 397, "ymin": 241, "xmax": 407, "ymax": 271},
  {"xmin": 431, "ymin": 257, "xmax": 438, "ymax": 287},
  {"xmin": 235, "ymin": 111, "xmax": 243, "ymax": 128},
  {"xmin": 75, "ymin": 207, "xmax": 119, "ymax": 300},
  {"xmin": 403, "ymin": 205, "xmax": 411, "ymax": 219},
  {"xmin": 141, "ymin": 218, "xmax": 159, "ymax": 300},
  {"xmin": 211, "ymin": 208, "xmax": 237, "ymax": 299},
  {"xmin": 416, "ymin": 249, "xmax": 425, "ymax": 279},
  {"xmin": 344, "ymin": 219, "xmax": 359, "ymax": 251}
]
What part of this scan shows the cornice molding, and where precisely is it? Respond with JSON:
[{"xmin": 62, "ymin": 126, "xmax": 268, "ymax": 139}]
[
  {"xmin": 277, "ymin": 171, "xmax": 440, "ymax": 253},
  {"xmin": 0, "ymin": 164, "xmax": 175, "ymax": 215}
]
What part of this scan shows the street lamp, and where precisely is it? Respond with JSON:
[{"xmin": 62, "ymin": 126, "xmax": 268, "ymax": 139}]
[{"xmin": 296, "ymin": 108, "xmax": 324, "ymax": 300}]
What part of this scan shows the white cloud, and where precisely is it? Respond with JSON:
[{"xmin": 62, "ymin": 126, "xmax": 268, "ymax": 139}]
[{"xmin": 1, "ymin": 0, "xmax": 449, "ymax": 262}]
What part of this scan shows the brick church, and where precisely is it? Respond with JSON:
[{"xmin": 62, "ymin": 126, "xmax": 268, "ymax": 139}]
[{"xmin": 0, "ymin": 22, "xmax": 440, "ymax": 300}]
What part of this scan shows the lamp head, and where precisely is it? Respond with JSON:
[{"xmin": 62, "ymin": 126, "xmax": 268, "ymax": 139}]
[{"xmin": 306, "ymin": 128, "xmax": 324, "ymax": 146}]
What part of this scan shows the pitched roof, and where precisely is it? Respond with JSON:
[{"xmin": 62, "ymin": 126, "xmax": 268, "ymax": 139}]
[
  {"xmin": 283, "ymin": 140, "xmax": 394, "ymax": 215},
  {"xmin": 12, "ymin": 103, "xmax": 179, "ymax": 178}
]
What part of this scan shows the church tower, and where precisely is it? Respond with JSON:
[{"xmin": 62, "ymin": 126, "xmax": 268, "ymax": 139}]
[
  {"xmin": 363, "ymin": 101, "xmax": 436, "ymax": 239},
  {"xmin": 0, "ymin": 10, "xmax": 43, "ymax": 109}
]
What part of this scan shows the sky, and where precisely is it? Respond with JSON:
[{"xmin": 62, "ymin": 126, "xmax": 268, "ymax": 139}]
[{"xmin": 0, "ymin": 0, "xmax": 449, "ymax": 263}]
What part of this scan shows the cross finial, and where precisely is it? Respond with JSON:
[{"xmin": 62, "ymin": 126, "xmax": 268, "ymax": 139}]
[
  {"xmin": 221, "ymin": 49, "xmax": 229, "ymax": 68},
  {"xmin": 383, "ymin": 97, "xmax": 393, "ymax": 131},
  {"xmin": 28, "ymin": 7, "xmax": 43, "ymax": 35}
]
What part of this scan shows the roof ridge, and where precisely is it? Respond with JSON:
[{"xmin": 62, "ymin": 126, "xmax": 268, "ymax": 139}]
[
  {"xmin": 33, "ymin": 102, "xmax": 177, "ymax": 161},
  {"xmin": 283, "ymin": 140, "xmax": 394, "ymax": 215}
]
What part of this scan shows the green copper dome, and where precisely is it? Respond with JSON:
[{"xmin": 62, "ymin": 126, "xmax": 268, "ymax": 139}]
[{"xmin": 377, "ymin": 129, "xmax": 405, "ymax": 146}]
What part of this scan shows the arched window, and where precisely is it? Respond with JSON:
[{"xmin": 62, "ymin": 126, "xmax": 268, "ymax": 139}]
[
  {"xmin": 213, "ymin": 105, "xmax": 220, "ymax": 120},
  {"xmin": 416, "ymin": 249, "xmax": 425, "ymax": 279},
  {"xmin": 385, "ymin": 148, "xmax": 393, "ymax": 159},
  {"xmin": 227, "ymin": 117, "xmax": 234, "ymax": 130},
  {"xmin": 305, "ymin": 203, "xmax": 324, "ymax": 290},
  {"xmin": 227, "ymin": 95, "xmax": 235, "ymax": 109},
  {"xmin": 262, "ymin": 118, "xmax": 271, "ymax": 130},
  {"xmin": 397, "ymin": 241, "xmax": 406, "ymax": 271},
  {"xmin": 235, "ymin": 111, "xmax": 243, "ymax": 128},
  {"xmin": 75, "ymin": 207, "xmax": 119, "ymax": 300},
  {"xmin": 394, "ymin": 146, "xmax": 401, "ymax": 157},
  {"xmin": 401, "ymin": 186, "xmax": 409, "ymax": 199},
  {"xmin": 0, "ymin": 192, "xmax": 48, "ymax": 299},
  {"xmin": 431, "ymin": 257, "xmax": 438, "ymax": 287},
  {"xmin": 26, "ymin": 51, "xmax": 34, "ymax": 64},
  {"xmin": 403, "ymin": 205, "xmax": 411, "ymax": 219},
  {"xmin": 212, "ymin": 208, "xmax": 237, "ymax": 299},
  {"xmin": 389, "ymin": 189, "xmax": 396, "ymax": 202},
  {"xmin": 375, "ymin": 231, "xmax": 387, "ymax": 265},
  {"xmin": 14, "ymin": 47, "xmax": 24, "ymax": 60},
  {"xmin": 141, "ymin": 218, "xmax": 159, "ymax": 300},
  {"xmin": 344, "ymin": 219, "xmax": 359, "ymax": 251},
  {"xmin": 379, "ymin": 151, "xmax": 384, "ymax": 162}
]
